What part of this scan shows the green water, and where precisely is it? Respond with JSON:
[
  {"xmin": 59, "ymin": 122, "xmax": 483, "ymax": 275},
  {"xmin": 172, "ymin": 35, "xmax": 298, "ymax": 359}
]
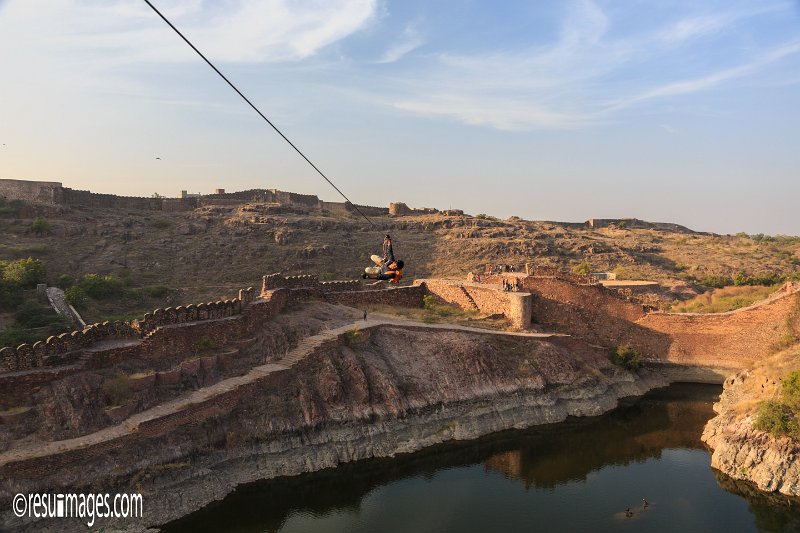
[{"xmin": 164, "ymin": 384, "xmax": 800, "ymax": 532}]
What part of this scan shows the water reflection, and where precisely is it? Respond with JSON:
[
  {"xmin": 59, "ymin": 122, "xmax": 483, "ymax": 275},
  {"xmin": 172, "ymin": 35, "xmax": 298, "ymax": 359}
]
[{"xmin": 163, "ymin": 384, "xmax": 800, "ymax": 533}]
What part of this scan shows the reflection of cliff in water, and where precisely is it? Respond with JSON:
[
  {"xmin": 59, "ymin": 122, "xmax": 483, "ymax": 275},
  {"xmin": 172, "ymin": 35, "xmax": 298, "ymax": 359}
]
[
  {"xmin": 163, "ymin": 384, "xmax": 720, "ymax": 533},
  {"xmin": 714, "ymin": 471, "xmax": 800, "ymax": 533},
  {"xmin": 484, "ymin": 383, "xmax": 719, "ymax": 488}
]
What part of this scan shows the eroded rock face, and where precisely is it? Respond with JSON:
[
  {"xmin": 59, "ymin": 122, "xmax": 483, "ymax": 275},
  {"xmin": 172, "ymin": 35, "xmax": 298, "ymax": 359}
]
[
  {"xmin": 2, "ymin": 327, "xmax": 677, "ymax": 531},
  {"xmin": 702, "ymin": 370, "xmax": 800, "ymax": 495}
]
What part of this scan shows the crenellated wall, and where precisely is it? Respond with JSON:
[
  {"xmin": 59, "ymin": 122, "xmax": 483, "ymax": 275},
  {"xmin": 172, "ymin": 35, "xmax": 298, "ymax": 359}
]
[
  {"xmin": 0, "ymin": 287, "xmax": 258, "ymax": 373},
  {"xmin": 261, "ymin": 273, "xmax": 363, "ymax": 293}
]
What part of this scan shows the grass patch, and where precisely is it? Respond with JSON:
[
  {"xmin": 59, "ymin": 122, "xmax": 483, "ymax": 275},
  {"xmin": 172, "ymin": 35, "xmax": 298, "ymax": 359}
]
[{"xmin": 671, "ymin": 285, "xmax": 777, "ymax": 314}]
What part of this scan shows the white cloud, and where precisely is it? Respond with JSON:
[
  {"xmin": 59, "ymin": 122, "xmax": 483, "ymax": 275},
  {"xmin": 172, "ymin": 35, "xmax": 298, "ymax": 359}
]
[
  {"xmin": 609, "ymin": 41, "xmax": 800, "ymax": 111},
  {"xmin": 0, "ymin": 0, "xmax": 378, "ymax": 64},
  {"xmin": 384, "ymin": 0, "xmax": 799, "ymax": 130},
  {"xmin": 377, "ymin": 24, "xmax": 424, "ymax": 63}
]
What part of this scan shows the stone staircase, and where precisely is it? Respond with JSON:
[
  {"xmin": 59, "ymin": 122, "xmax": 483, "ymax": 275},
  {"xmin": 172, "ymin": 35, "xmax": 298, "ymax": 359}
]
[{"xmin": 458, "ymin": 285, "xmax": 480, "ymax": 311}]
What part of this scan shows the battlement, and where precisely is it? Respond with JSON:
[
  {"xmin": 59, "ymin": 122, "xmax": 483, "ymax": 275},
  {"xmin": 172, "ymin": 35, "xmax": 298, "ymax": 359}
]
[
  {"xmin": 0, "ymin": 179, "xmax": 394, "ymax": 216},
  {"xmin": 0, "ymin": 287, "xmax": 258, "ymax": 373},
  {"xmin": 261, "ymin": 273, "xmax": 362, "ymax": 292}
]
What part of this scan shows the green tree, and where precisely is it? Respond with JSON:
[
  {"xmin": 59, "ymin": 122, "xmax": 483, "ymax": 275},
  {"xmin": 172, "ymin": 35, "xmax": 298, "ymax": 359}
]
[
  {"xmin": 64, "ymin": 286, "xmax": 87, "ymax": 308},
  {"xmin": 31, "ymin": 217, "xmax": 50, "ymax": 236},
  {"xmin": 2, "ymin": 258, "xmax": 46, "ymax": 288}
]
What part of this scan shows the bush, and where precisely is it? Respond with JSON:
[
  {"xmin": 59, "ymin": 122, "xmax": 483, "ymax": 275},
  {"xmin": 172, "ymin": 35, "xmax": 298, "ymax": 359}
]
[
  {"xmin": 14, "ymin": 300, "xmax": 69, "ymax": 329},
  {"xmin": 0, "ymin": 197, "xmax": 25, "ymax": 216},
  {"xmin": 145, "ymin": 285, "xmax": 171, "ymax": 298},
  {"xmin": 1, "ymin": 258, "xmax": 46, "ymax": 288},
  {"xmin": 733, "ymin": 271, "xmax": 781, "ymax": 287},
  {"xmin": 102, "ymin": 375, "xmax": 132, "ymax": 406},
  {"xmin": 31, "ymin": 217, "xmax": 50, "ymax": 235},
  {"xmin": 609, "ymin": 345, "xmax": 641, "ymax": 370},
  {"xmin": 56, "ymin": 274, "xmax": 74, "ymax": 289},
  {"xmin": 64, "ymin": 286, "xmax": 87, "ymax": 308},
  {"xmin": 80, "ymin": 273, "xmax": 124, "ymax": 299},
  {"xmin": 0, "ymin": 327, "xmax": 41, "ymax": 348},
  {"xmin": 782, "ymin": 371, "xmax": 800, "ymax": 409},
  {"xmin": 754, "ymin": 400, "xmax": 799, "ymax": 439},
  {"xmin": 475, "ymin": 214, "xmax": 488, "ymax": 219},
  {"xmin": 699, "ymin": 275, "xmax": 731, "ymax": 289},
  {"xmin": 423, "ymin": 294, "xmax": 436, "ymax": 310},
  {"xmin": 571, "ymin": 262, "xmax": 590, "ymax": 276},
  {"xmin": 343, "ymin": 326, "xmax": 362, "ymax": 344}
]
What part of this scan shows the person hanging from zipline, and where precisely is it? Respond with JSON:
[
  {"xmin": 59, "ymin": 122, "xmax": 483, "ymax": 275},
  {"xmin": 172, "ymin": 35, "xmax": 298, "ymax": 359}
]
[{"xmin": 362, "ymin": 234, "xmax": 404, "ymax": 283}]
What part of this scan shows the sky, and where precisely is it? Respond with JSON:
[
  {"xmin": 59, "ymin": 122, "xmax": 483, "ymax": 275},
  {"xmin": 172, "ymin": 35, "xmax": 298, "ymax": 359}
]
[{"xmin": 0, "ymin": 0, "xmax": 799, "ymax": 235}]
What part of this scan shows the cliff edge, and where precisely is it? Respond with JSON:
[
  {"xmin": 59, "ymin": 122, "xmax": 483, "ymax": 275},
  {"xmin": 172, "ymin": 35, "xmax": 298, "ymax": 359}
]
[{"xmin": 702, "ymin": 346, "xmax": 800, "ymax": 495}]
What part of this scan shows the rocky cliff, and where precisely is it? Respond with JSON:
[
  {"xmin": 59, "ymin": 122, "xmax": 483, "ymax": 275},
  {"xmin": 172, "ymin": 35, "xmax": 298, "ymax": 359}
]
[
  {"xmin": 702, "ymin": 347, "xmax": 800, "ymax": 495},
  {"xmin": 2, "ymin": 325, "xmax": 683, "ymax": 532}
]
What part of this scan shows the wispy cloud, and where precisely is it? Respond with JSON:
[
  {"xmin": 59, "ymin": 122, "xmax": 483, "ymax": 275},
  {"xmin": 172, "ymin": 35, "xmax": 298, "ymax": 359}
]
[
  {"xmin": 0, "ymin": 0, "xmax": 378, "ymax": 64},
  {"xmin": 385, "ymin": 0, "xmax": 799, "ymax": 130},
  {"xmin": 377, "ymin": 24, "xmax": 424, "ymax": 63},
  {"xmin": 656, "ymin": 3, "xmax": 791, "ymax": 45},
  {"xmin": 608, "ymin": 41, "xmax": 800, "ymax": 112}
]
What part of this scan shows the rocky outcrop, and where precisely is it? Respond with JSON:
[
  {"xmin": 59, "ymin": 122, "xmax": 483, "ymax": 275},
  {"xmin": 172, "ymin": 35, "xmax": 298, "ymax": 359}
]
[
  {"xmin": 1, "ymin": 326, "xmax": 685, "ymax": 532},
  {"xmin": 702, "ymin": 361, "xmax": 800, "ymax": 495}
]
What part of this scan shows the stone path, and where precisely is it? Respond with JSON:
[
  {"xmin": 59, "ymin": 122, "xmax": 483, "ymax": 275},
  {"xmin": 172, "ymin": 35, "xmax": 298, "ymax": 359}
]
[
  {"xmin": 0, "ymin": 318, "xmax": 558, "ymax": 468},
  {"xmin": 45, "ymin": 286, "xmax": 85, "ymax": 328}
]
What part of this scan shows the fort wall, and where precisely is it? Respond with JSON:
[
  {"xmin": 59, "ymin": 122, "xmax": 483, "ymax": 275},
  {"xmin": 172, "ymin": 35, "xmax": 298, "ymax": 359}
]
[
  {"xmin": 525, "ymin": 276, "xmax": 800, "ymax": 368},
  {"xmin": 0, "ymin": 179, "xmax": 61, "ymax": 204},
  {"xmin": 418, "ymin": 279, "xmax": 532, "ymax": 328},
  {"xmin": 0, "ymin": 288, "xmax": 258, "ymax": 373}
]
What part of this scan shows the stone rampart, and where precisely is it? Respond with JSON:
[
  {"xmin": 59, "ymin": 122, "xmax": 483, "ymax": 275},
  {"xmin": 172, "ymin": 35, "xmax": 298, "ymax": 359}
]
[
  {"xmin": 0, "ymin": 179, "xmax": 61, "ymax": 204},
  {"xmin": 418, "ymin": 279, "xmax": 532, "ymax": 328},
  {"xmin": 0, "ymin": 287, "xmax": 258, "ymax": 373},
  {"xmin": 323, "ymin": 285, "xmax": 425, "ymax": 308},
  {"xmin": 262, "ymin": 274, "xmax": 363, "ymax": 293},
  {"xmin": 389, "ymin": 202, "xmax": 438, "ymax": 217},
  {"xmin": 525, "ymin": 276, "xmax": 800, "ymax": 368}
]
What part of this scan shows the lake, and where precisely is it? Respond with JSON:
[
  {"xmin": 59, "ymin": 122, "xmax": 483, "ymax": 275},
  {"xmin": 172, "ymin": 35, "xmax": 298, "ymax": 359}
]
[{"xmin": 164, "ymin": 384, "xmax": 800, "ymax": 532}]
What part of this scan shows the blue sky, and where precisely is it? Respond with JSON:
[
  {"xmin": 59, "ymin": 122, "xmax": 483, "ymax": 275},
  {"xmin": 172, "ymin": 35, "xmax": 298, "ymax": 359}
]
[{"xmin": 1, "ymin": 0, "xmax": 798, "ymax": 234}]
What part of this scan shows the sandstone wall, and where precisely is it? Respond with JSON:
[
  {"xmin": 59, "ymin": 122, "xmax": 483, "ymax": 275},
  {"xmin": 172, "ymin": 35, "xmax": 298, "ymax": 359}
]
[
  {"xmin": 418, "ymin": 279, "xmax": 532, "ymax": 328},
  {"xmin": 525, "ymin": 276, "xmax": 800, "ymax": 368},
  {"xmin": 323, "ymin": 285, "xmax": 425, "ymax": 308},
  {"xmin": 639, "ymin": 285, "xmax": 800, "ymax": 366},
  {"xmin": 0, "ymin": 179, "xmax": 61, "ymax": 204}
]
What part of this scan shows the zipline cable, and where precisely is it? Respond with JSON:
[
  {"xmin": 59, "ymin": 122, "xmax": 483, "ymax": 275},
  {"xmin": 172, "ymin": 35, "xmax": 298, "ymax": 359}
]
[{"xmin": 141, "ymin": 0, "xmax": 379, "ymax": 231}]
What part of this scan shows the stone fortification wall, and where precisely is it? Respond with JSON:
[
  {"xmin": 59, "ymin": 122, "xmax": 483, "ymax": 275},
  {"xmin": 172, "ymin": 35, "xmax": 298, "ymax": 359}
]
[
  {"xmin": 418, "ymin": 279, "xmax": 532, "ymax": 328},
  {"xmin": 261, "ymin": 273, "xmax": 362, "ymax": 293},
  {"xmin": 586, "ymin": 217, "xmax": 698, "ymax": 233},
  {"xmin": 525, "ymin": 276, "xmax": 800, "ymax": 368},
  {"xmin": 323, "ymin": 285, "xmax": 425, "ymax": 308},
  {"xmin": 638, "ymin": 284, "xmax": 800, "ymax": 366},
  {"xmin": 0, "ymin": 288, "xmax": 258, "ymax": 373},
  {"xmin": 261, "ymin": 273, "xmax": 424, "ymax": 308},
  {"xmin": 349, "ymin": 202, "xmax": 390, "ymax": 217},
  {"xmin": 389, "ymin": 202, "xmax": 439, "ymax": 217},
  {"xmin": 0, "ymin": 179, "xmax": 61, "ymax": 204}
]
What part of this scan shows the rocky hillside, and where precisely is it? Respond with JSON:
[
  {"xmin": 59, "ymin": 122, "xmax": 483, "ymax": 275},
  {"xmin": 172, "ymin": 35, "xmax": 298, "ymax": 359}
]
[
  {"xmin": 1, "ymin": 199, "xmax": 799, "ymax": 320},
  {"xmin": 702, "ymin": 344, "xmax": 800, "ymax": 495}
]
